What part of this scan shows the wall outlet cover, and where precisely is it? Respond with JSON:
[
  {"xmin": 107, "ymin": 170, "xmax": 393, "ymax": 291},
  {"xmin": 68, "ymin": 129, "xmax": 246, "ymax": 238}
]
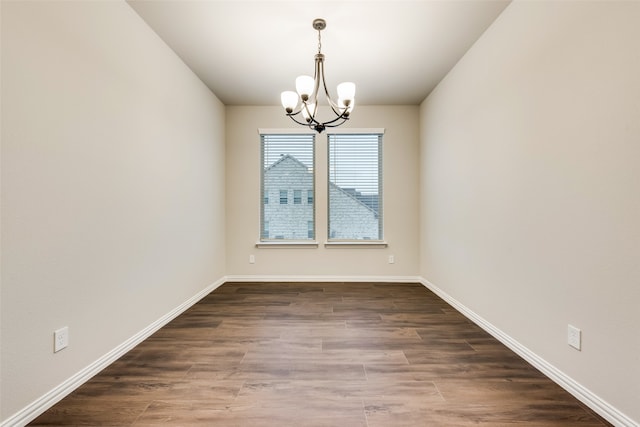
[
  {"xmin": 54, "ymin": 326, "xmax": 69, "ymax": 353},
  {"xmin": 568, "ymin": 324, "xmax": 581, "ymax": 350}
]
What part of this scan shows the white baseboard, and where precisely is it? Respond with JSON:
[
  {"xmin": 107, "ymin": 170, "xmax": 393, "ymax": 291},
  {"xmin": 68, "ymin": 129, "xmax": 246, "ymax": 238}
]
[
  {"xmin": 1, "ymin": 277, "xmax": 226, "ymax": 427},
  {"xmin": 419, "ymin": 277, "xmax": 638, "ymax": 427},
  {"xmin": 224, "ymin": 274, "xmax": 422, "ymax": 283}
]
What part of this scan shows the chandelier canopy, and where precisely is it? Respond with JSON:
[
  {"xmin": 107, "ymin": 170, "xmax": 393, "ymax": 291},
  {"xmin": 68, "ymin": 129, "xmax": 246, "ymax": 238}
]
[{"xmin": 280, "ymin": 18, "xmax": 356, "ymax": 133}]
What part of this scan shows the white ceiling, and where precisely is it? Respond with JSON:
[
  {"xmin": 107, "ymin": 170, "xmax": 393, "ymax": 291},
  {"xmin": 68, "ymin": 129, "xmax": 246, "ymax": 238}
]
[{"xmin": 127, "ymin": 1, "xmax": 511, "ymax": 106}]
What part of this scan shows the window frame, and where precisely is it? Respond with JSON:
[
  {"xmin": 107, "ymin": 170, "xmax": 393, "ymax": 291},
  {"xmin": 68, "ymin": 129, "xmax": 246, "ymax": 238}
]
[
  {"xmin": 325, "ymin": 130, "xmax": 386, "ymax": 247},
  {"xmin": 258, "ymin": 129, "xmax": 318, "ymax": 248}
]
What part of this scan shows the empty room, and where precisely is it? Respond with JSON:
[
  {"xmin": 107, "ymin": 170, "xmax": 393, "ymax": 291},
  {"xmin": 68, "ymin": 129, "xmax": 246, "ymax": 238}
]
[{"xmin": 1, "ymin": 1, "xmax": 638, "ymax": 426}]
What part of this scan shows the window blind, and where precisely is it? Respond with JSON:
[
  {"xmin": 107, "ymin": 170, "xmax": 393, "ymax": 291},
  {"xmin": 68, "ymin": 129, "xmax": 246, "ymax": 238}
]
[
  {"xmin": 260, "ymin": 133, "xmax": 315, "ymax": 241},
  {"xmin": 327, "ymin": 133, "xmax": 383, "ymax": 241}
]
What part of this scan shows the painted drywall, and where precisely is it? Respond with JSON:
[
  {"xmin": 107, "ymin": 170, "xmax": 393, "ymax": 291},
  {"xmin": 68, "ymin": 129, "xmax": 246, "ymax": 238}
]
[
  {"xmin": 1, "ymin": 1, "xmax": 226, "ymax": 422},
  {"xmin": 420, "ymin": 1, "xmax": 639, "ymax": 424},
  {"xmin": 225, "ymin": 106, "xmax": 419, "ymax": 278}
]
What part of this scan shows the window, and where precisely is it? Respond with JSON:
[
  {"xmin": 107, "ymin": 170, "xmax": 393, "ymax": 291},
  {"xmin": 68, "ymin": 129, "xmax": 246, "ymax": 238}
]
[
  {"xmin": 307, "ymin": 190, "xmax": 314, "ymax": 205},
  {"xmin": 261, "ymin": 133, "xmax": 315, "ymax": 241},
  {"xmin": 328, "ymin": 133, "xmax": 383, "ymax": 241}
]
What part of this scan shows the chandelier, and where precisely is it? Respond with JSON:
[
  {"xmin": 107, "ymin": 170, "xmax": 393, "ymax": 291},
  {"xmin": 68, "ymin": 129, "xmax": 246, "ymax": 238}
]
[{"xmin": 280, "ymin": 18, "xmax": 356, "ymax": 133}]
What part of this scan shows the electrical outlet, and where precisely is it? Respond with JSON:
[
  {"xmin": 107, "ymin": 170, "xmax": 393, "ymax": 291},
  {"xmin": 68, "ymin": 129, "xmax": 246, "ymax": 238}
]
[
  {"xmin": 249, "ymin": 254, "xmax": 255, "ymax": 264},
  {"xmin": 388, "ymin": 255, "xmax": 395, "ymax": 264},
  {"xmin": 568, "ymin": 325, "xmax": 581, "ymax": 350},
  {"xmin": 54, "ymin": 327, "xmax": 69, "ymax": 353}
]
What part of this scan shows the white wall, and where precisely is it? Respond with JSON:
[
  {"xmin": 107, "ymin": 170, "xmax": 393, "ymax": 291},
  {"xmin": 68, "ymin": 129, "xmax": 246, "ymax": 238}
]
[
  {"xmin": 5, "ymin": 0, "xmax": 638, "ymax": 424},
  {"xmin": 226, "ymin": 106, "xmax": 419, "ymax": 278},
  {"xmin": 420, "ymin": 1, "xmax": 640, "ymax": 424},
  {"xmin": 0, "ymin": 1, "xmax": 226, "ymax": 422}
]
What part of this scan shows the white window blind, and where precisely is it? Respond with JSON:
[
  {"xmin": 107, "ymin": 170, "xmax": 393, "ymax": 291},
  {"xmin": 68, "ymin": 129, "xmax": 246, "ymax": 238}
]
[
  {"xmin": 261, "ymin": 133, "xmax": 315, "ymax": 241},
  {"xmin": 328, "ymin": 133, "xmax": 383, "ymax": 241}
]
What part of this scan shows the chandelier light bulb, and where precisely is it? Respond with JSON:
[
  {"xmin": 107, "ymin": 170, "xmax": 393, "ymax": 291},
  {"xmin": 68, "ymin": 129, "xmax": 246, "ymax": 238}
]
[
  {"xmin": 337, "ymin": 82, "xmax": 356, "ymax": 103},
  {"xmin": 296, "ymin": 75, "xmax": 315, "ymax": 101},
  {"xmin": 338, "ymin": 98, "xmax": 355, "ymax": 116},
  {"xmin": 281, "ymin": 91, "xmax": 299, "ymax": 113}
]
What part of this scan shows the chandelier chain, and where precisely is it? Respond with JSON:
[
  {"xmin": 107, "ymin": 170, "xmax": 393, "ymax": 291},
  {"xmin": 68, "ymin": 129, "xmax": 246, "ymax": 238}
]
[{"xmin": 317, "ymin": 29, "xmax": 322, "ymax": 54}]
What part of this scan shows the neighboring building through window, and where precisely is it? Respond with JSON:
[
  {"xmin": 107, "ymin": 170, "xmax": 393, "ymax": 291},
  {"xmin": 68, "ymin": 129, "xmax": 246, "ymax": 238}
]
[
  {"xmin": 327, "ymin": 133, "xmax": 383, "ymax": 241},
  {"xmin": 261, "ymin": 133, "xmax": 315, "ymax": 241}
]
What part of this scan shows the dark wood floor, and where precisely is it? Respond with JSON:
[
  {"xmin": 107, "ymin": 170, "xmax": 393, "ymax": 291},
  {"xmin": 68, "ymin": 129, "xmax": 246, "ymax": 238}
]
[{"xmin": 31, "ymin": 282, "xmax": 611, "ymax": 426}]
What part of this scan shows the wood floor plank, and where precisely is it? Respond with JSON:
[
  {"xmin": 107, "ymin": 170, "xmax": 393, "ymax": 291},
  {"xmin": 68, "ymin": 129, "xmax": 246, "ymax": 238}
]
[
  {"xmin": 133, "ymin": 400, "xmax": 369, "ymax": 427},
  {"xmin": 29, "ymin": 282, "xmax": 611, "ymax": 426}
]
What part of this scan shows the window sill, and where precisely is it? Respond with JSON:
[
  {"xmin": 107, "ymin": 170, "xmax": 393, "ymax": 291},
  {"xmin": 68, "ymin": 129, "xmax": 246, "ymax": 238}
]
[
  {"xmin": 324, "ymin": 241, "xmax": 388, "ymax": 249},
  {"xmin": 256, "ymin": 241, "xmax": 319, "ymax": 249}
]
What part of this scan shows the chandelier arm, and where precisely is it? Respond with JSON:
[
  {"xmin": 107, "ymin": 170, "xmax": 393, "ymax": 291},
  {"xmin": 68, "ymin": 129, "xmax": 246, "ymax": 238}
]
[
  {"xmin": 302, "ymin": 101, "xmax": 322, "ymax": 126},
  {"xmin": 287, "ymin": 101, "xmax": 318, "ymax": 121},
  {"xmin": 323, "ymin": 118, "xmax": 350, "ymax": 128},
  {"xmin": 286, "ymin": 103, "xmax": 310, "ymax": 117},
  {"xmin": 286, "ymin": 112, "xmax": 314, "ymax": 127},
  {"xmin": 319, "ymin": 111, "xmax": 350, "ymax": 127},
  {"xmin": 286, "ymin": 109, "xmax": 326, "ymax": 132},
  {"xmin": 310, "ymin": 54, "xmax": 323, "ymax": 105},
  {"xmin": 291, "ymin": 96, "xmax": 348, "ymax": 129},
  {"xmin": 318, "ymin": 60, "xmax": 344, "ymax": 116}
]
